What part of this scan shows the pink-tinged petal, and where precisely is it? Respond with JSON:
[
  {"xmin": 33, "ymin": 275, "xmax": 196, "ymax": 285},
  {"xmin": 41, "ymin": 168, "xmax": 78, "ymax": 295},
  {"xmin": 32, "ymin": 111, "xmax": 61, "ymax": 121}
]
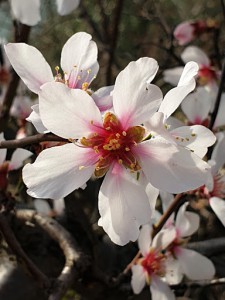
[
  {"xmin": 152, "ymin": 226, "xmax": 176, "ymax": 250},
  {"xmin": 113, "ymin": 58, "xmax": 162, "ymax": 128},
  {"xmin": 165, "ymin": 256, "xmax": 183, "ymax": 285},
  {"xmin": 211, "ymin": 132, "xmax": 225, "ymax": 173},
  {"xmin": 4, "ymin": 43, "xmax": 53, "ymax": 94},
  {"xmin": 23, "ymin": 143, "xmax": 96, "ymax": 199},
  {"xmin": 159, "ymin": 62, "xmax": 198, "ymax": 119},
  {"xmin": 177, "ymin": 248, "xmax": 215, "ymax": 280},
  {"xmin": 61, "ymin": 32, "xmax": 99, "ymax": 87},
  {"xmin": 214, "ymin": 94, "xmax": 225, "ymax": 128},
  {"xmin": 56, "ymin": 0, "xmax": 80, "ymax": 16},
  {"xmin": 98, "ymin": 163, "xmax": 152, "ymax": 245},
  {"xmin": 138, "ymin": 224, "xmax": 152, "ymax": 256},
  {"xmin": 174, "ymin": 22, "xmax": 195, "ymax": 46},
  {"xmin": 181, "ymin": 46, "xmax": 210, "ymax": 66},
  {"xmin": 9, "ymin": 149, "xmax": 32, "ymax": 170},
  {"xmin": 10, "ymin": 0, "xmax": 41, "ymax": 26},
  {"xmin": 150, "ymin": 275, "xmax": 175, "ymax": 300},
  {"xmin": 175, "ymin": 203, "xmax": 200, "ymax": 237},
  {"xmin": 0, "ymin": 133, "xmax": 6, "ymax": 165},
  {"xmin": 138, "ymin": 138, "xmax": 210, "ymax": 193},
  {"xmin": 39, "ymin": 82, "xmax": 102, "ymax": 139},
  {"xmin": 131, "ymin": 265, "xmax": 146, "ymax": 294},
  {"xmin": 163, "ymin": 67, "xmax": 184, "ymax": 86},
  {"xmin": 181, "ymin": 87, "xmax": 212, "ymax": 124},
  {"xmin": 170, "ymin": 125, "xmax": 216, "ymax": 158},
  {"xmin": 209, "ymin": 197, "xmax": 225, "ymax": 227},
  {"xmin": 92, "ymin": 85, "xmax": 114, "ymax": 112},
  {"xmin": 26, "ymin": 104, "xmax": 49, "ymax": 133}
]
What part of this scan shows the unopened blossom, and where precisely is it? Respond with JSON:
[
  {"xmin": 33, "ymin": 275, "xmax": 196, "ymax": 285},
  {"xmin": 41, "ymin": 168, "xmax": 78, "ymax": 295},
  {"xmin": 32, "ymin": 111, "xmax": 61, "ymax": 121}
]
[
  {"xmin": 0, "ymin": 134, "xmax": 32, "ymax": 190},
  {"xmin": 23, "ymin": 58, "xmax": 212, "ymax": 245},
  {"xmin": 174, "ymin": 20, "xmax": 207, "ymax": 46},
  {"xmin": 131, "ymin": 224, "xmax": 177, "ymax": 300},
  {"xmin": 9, "ymin": 0, "xmax": 80, "ymax": 26},
  {"xmin": 5, "ymin": 32, "xmax": 113, "ymax": 133},
  {"xmin": 163, "ymin": 46, "xmax": 219, "ymax": 89}
]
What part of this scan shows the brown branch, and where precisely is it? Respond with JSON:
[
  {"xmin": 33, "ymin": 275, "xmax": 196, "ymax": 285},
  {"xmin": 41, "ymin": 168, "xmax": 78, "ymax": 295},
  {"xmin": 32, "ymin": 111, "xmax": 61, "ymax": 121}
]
[
  {"xmin": 0, "ymin": 212, "xmax": 51, "ymax": 289},
  {"xmin": 152, "ymin": 193, "xmax": 186, "ymax": 239},
  {"xmin": 0, "ymin": 133, "xmax": 67, "ymax": 149},
  {"xmin": 16, "ymin": 209, "xmax": 88, "ymax": 300},
  {"xmin": 106, "ymin": 0, "xmax": 124, "ymax": 85},
  {"xmin": 0, "ymin": 22, "xmax": 31, "ymax": 133}
]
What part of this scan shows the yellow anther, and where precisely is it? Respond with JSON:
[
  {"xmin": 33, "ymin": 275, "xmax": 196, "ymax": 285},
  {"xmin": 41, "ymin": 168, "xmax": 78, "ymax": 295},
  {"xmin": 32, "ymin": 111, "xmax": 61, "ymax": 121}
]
[
  {"xmin": 87, "ymin": 69, "xmax": 91, "ymax": 74},
  {"xmin": 77, "ymin": 75, "xmax": 81, "ymax": 80},
  {"xmin": 118, "ymin": 159, "xmax": 123, "ymax": 164},
  {"xmin": 181, "ymin": 138, "xmax": 184, "ymax": 142},
  {"xmin": 55, "ymin": 66, "xmax": 60, "ymax": 71},
  {"xmin": 106, "ymin": 127, "xmax": 111, "ymax": 130},
  {"xmin": 82, "ymin": 82, "xmax": 89, "ymax": 91},
  {"xmin": 122, "ymin": 131, "xmax": 127, "ymax": 136},
  {"xmin": 130, "ymin": 163, "xmax": 135, "ymax": 169},
  {"xmin": 79, "ymin": 166, "xmax": 85, "ymax": 170},
  {"xmin": 125, "ymin": 147, "xmax": 130, "ymax": 151},
  {"xmin": 191, "ymin": 133, "xmax": 196, "ymax": 137},
  {"xmin": 116, "ymin": 133, "xmax": 120, "ymax": 138},
  {"xmin": 185, "ymin": 138, "xmax": 190, "ymax": 141},
  {"xmin": 90, "ymin": 120, "xmax": 94, "ymax": 124},
  {"xmin": 175, "ymin": 137, "xmax": 179, "ymax": 140},
  {"xmin": 94, "ymin": 132, "xmax": 98, "ymax": 136}
]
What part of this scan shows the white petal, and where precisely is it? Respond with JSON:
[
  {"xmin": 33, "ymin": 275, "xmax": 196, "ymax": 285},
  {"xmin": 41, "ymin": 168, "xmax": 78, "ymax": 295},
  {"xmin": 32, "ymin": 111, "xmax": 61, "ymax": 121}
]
[
  {"xmin": 113, "ymin": 58, "xmax": 162, "ymax": 128},
  {"xmin": 56, "ymin": 0, "xmax": 80, "ymax": 15},
  {"xmin": 165, "ymin": 256, "xmax": 183, "ymax": 285},
  {"xmin": 160, "ymin": 191, "xmax": 174, "ymax": 212},
  {"xmin": 209, "ymin": 197, "xmax": 225, "ymax": 227},
  {"xmin": 22, "ymin": 143, "xmax": 95, "ymax": 199},
  {"xmin": 211, "ymin": 132, "xmax": 225, "ymax": 173},
  {"xmin": 214, "ymin": 94, "xmax": 225, "ymax": 128},
  {"xmin": 177, "ymin": 248, "xmax": 215, "ymax": 280},
  {"xmin": 152, "ymin": 226, "xmax": 177, "ymax": 250},
  {"xmin": 138, "ymin": 139, "xmax": 210, "ymax": 193},
  {"xmin": 0, "ymin": 133, "xmax": 6, "ymax": 165},
  {"xmin": 170, "ymin": 125, "xmax": 216, "ymax": 158},
  {"xmin": 150, "ymin": 275, "xmax": 175, "ymax": 300},
  {"xmin": 175, "ymin": 203, "xmax": 200, "ymax": 237},
  {"xmin": 159, "ymin": 62, "xmax": 198, "ymax": 119},
  {"xmin": 53, "ymin": 198, "xmax": 65, "ymax": 215},
  {"xmin": 98, "ymin": 163, "xmax": 152, "ymax": 245},
  {"xmin": 181, "ymin": 87, "xmax": 212, "ymax": 124},
  {"xmin": 138, "ymin": 224, "xmax": 152, "ymax": 255},
  {"xmin": 10, "ymin": 0, "xmax": 41, "ymax": 26},
  {"xmin": 181, "ymin": 46, "xmax": 210, "ymax": 66},
  {"xmin": 9, "ymin": 149, "xmax": 32, "ymax": 170},
  {"xmin": 131, "ymin": 265, "xmax": 146, "ymax": 294},
  {"xmin": 26, "ymin": 104, "xmax": 49, "ymax": 133},
  {"xmin": 61, "ymin": 32, "xmax": 99, "ymax": 87},
  {"xmin": 92, "ymin": 85, "xmax": 114, "ymax": 112},
  {"xmin": 4, "ymin": 43, "xmax": 53, "ymax": 94},
  {"xmin": 39, "ymin": 82, "xmax": 102, "ymax": 139},
  {"xmin": 166, "ymin": 116, "xmax": 184, "ymax": 130},
  {"xmin": 163, "ymin": 67, "xmax": 184, "ymax": 86}
]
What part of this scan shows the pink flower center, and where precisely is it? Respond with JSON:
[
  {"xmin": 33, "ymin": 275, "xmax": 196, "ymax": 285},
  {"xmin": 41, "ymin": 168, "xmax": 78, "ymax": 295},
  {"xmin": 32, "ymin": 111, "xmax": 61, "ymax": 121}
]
[
  {"xmin": 141, "ymin": 249, "xmax": 165, "ymax": 277},
  {"xmin": 80, "ymin": 112, "xmax": 145, "ymax": 177},
  {"xmin": 198, "ymin": 65, "xmax": 218, "ymax": 85}
]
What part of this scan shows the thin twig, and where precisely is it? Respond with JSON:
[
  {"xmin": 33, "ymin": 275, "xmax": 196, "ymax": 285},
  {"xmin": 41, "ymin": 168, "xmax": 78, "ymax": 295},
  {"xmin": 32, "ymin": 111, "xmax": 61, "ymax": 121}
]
[
  {"xmin": 0, "ymin": 212, "xmax": 51, "ymax": 289},
  {"xmin": 0, "ymin": 23, "xmax": 31, "ymax": 133},
  {"xmin": 16, "ymin": 209, "xmax": 88, "ymax": 300},
  {"xmin": 0, "ymin": 133, "xmax": 67, "ymax": 149}
]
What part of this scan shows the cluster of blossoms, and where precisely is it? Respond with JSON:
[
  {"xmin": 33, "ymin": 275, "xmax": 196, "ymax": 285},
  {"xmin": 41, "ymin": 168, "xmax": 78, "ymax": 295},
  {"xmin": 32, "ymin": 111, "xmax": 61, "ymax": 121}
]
[
  {"xmin": 131, "ymin": 202, "xmax": 215, "ymax": 300},
  {"xmin": 4, "ymin": 31, "xmax": 216, "ymax": 246}
]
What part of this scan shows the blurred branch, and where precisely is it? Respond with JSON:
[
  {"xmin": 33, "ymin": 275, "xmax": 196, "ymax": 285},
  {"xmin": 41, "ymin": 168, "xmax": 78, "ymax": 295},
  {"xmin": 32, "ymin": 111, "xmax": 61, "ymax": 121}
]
[
  {"xmin": 0, "ymin": 22, "xmax": 31, "ymax": 133},
  {"xmin": 0, "ymin": 133, "xmax": 67, "ymax": 149},
  {"xmin": 106, "ymin": 0, "xmax": 124, "ymax": 85},
  {"xmin": 221, "ymin": 0, "xmax": 225, "ymax": 21},
  {"xmin": 0, "ymin": 212, "xmax": 51, "ymax": 289},
  {"xmin": 187, "ymin": 237, "xmax": 225, "ymax": 256},
  {"xmin": 16, "ymin": 209, "xmax": 89, "ymax": 300}
]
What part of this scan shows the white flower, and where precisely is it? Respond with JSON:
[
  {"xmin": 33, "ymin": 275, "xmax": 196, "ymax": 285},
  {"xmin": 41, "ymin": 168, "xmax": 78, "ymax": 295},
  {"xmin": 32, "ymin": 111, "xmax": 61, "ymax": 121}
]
[
  {"xmin": 22, "ymin": 58, "xmax": 211, "ymax": 245},
  {"xmin": 131, "ymin": 224, "xmax": 177, "ymax": 300}
]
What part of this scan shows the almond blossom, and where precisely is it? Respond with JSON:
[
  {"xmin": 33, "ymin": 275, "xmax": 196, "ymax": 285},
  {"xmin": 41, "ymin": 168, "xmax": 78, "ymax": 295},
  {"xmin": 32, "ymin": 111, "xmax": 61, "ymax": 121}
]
[
  {"xmin": 131, "ymin": 224, "xmax": 177, "ymax": 300},
  {"xmin": 174, "ymin": 20, "xmax": 207, "ymax": 46},
  {"xmin": 5, "ymin": 32, "xmax": 113, "ymax": 133},
  {"xmin": 163, "ymin": 46, "xmax": 219, "ymax": 89},
  {"xmin": 22, "ymin": 57, "xmax": 212, "ymax": 245}
]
